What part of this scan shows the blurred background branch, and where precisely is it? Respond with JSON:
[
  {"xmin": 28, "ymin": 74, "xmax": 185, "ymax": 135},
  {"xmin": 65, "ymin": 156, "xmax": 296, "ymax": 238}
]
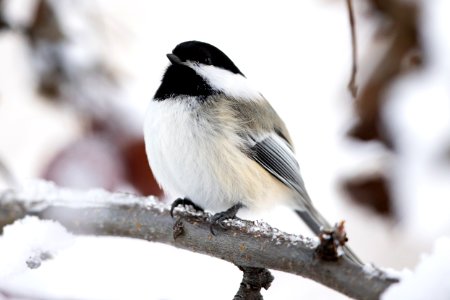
[
  {"xmin": 345, "ymin": 0, "xmax": 358, "ymax": 98},
  {"xmin": 348, "ymin": 0, "xmax": 422, "ymax": 148},
  {"xmin": 342, "ymin": 0, "xmax": 422, "ymax": 220}
]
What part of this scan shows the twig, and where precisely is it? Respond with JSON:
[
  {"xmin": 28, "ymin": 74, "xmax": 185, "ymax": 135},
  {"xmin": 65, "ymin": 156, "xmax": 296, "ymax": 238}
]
[
  {"xmin": 346, "ymin": 0, "xmax": 358, "ymax": 98},
  {"xmin": 234, "ymin": 266, "xmax": 274, "ymax": 300},
  {"xmin": 0, "ymin": 183, "xmax": 398, "ymax": 300}
]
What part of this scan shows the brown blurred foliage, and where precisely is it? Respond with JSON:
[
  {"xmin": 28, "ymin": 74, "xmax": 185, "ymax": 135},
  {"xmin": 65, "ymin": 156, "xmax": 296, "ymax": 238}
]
[
  {"xmin": 343, "ymin": 0, "xmax": 422, "ymax": 217},
  {"xmin": 122, "ymin": 139, "xmax": 163, "ymax": 196},
  {"xmin": 1, "ymin": 0, "xmax": 162, "ymax": 197},
  {"xmin": 342, "ymin": 175, "xmax": 391, "ymax": 216},
  {"xmin": 26, "ymin": 0, "xmax": 65, "ymax": 98},
  {"xmin": 348, "ymin": 0, "xmax": 422, "ymax": 149},
  {"xmin": 0, "ymin": 0, "xmax": 9, "ymax": 31}
]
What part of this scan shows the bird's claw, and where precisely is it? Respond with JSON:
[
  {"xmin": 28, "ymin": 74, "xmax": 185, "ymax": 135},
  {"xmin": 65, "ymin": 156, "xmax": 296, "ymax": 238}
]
[
  {"xmin": 170, "ymin": 198, "xmax": 204, "ymax": 218},
  {"xmin": 210, "ymin": 203, "xmax": 243, "ymax": 235}
]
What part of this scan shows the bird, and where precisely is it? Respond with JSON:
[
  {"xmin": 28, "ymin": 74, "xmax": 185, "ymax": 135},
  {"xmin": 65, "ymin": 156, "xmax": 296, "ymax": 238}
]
[{"xmin": 144, "ymin": 40, "xmax": 362, "ymax": 265}]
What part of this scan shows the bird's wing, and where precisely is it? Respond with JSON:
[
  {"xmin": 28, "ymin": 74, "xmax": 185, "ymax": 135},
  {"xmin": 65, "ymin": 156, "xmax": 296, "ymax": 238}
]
[
  {"xmin": 248, "ymin": 133, "xmax": 312, "ymax": 205},
  {"xmin": 222, "ymin": 95, "xmax": 310, "ymax": 204}
]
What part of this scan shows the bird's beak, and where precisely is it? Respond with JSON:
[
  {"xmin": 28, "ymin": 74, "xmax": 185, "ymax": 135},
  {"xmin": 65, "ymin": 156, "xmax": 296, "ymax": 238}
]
[{"xmin": 166, "ymin": 53, "xmax": 183, "ymax": 65}]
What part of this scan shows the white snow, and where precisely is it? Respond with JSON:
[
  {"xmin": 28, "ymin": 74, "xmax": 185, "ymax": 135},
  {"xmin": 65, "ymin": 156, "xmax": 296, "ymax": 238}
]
[
  {"xmin": 0, "ymin": 217, "xmax": 343, "ymax": 300},
  {"xmin": 363, "ymin": 263, "xmax": 404, "ymax": 282},
  {"xmin": 0, "ymin": 216, "xmax": 74, "ymax": 280},
  {"xmin": 4, "ymin": 179, "xmax": 162, "ymax": 211},
  {"xmin": 223, "ymin": 218, "xmax": 319, "ymax": 248},
  {"xmin": 382, "ymin": 237, "xmax": 450, "ymax": 300}
]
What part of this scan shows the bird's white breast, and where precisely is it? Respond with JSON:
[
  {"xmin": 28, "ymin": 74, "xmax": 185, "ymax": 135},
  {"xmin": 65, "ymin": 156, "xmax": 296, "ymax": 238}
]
[
  {"xmin": 144, "ymin": 97, "xmax": 292, "ymax": 212},
  {"xmin": 144, "ymin": 97, "xmax": 227, "ymax": 210}
]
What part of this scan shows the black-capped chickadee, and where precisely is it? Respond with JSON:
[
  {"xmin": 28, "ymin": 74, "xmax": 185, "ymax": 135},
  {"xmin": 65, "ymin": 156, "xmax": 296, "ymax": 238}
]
[{"xmin": 144, "ymin": 41, "xmax": 362, "ymax": 265}]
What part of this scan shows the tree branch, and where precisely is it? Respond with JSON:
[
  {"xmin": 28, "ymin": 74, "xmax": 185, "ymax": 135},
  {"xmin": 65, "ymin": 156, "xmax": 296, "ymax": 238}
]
[
  {"xmin": 346, "ymin": 0, "xmax": 358, "ymax": 98},
  {"xmin": 233, "ymin": 266, "xmax": 274, "ymax": 300},
  {"xmin": 0, "ymin": 182, "xmax": 398, "ymax": 300}
]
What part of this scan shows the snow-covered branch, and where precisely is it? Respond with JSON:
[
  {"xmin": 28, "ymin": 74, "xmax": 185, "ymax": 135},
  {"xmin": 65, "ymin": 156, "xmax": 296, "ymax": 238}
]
[{"xmin": 0, "ymin": 182, "xmax": 397, "ymax": 300}]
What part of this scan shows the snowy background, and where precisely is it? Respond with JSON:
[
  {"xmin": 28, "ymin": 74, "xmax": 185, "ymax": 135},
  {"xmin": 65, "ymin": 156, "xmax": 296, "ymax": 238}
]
[{"xmin": 1, "ymin": 0, "xmax": 450, "ymax": 299}]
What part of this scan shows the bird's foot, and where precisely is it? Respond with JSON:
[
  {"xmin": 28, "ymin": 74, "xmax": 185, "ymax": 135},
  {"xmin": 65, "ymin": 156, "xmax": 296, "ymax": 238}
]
[
  {"xmin": 170, "ymin": 198, "xmax": 204, "ymax": 218},
  {"xmin": 210, "ymin": 203, "xmax": 243, "ymax": 235}
]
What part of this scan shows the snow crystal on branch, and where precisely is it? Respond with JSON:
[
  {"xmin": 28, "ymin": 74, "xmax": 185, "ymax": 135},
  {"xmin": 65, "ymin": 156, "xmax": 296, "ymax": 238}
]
[{"xmin": 1, "ymin": 179, "xmax": 162, "ymax": 211}]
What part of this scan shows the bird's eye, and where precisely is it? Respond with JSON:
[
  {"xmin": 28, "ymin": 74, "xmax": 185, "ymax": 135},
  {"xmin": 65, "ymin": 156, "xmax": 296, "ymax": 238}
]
[{"xmin": 204, "ymin": 57, "xmax": 212, "ymax": 65}]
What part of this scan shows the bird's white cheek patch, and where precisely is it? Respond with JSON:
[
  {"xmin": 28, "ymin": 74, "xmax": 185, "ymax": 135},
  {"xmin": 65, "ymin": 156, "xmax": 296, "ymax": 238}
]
[{"xmin": 191, "ymin": 64, "xmax": 263, "ymax": 101}]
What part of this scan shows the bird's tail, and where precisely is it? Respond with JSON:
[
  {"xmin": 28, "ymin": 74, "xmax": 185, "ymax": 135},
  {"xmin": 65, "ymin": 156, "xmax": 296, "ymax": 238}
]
[{"xmin": 295, "ymin": 204, "xmax": 363, "ymax": 266}]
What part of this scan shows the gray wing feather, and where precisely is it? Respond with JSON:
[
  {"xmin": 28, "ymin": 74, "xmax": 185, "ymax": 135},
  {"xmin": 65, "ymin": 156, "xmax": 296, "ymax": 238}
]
[
  {"xmin": 223, "ymin": 96, "xmax": 310, "ymax": 203},
  {"xmin": 250, "ymin": 135, "xmax": 364, "ymax": 265},
  {"xmin": 225, "ymin": 96, "xmax": 363, "ymax": 265},
  {"xmin": 250, "ymin": 135, "xmax": 312, "ymax": 204}
]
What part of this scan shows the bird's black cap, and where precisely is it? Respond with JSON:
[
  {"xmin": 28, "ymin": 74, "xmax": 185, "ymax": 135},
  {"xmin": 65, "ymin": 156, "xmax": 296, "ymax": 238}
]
[
  {"xmin": 155, "ymin": 41, "xmax": 243, "ymax": 101},
  {"xmin": 168, "ymin": 41, "xmax": 243, "ymax": 75}
]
